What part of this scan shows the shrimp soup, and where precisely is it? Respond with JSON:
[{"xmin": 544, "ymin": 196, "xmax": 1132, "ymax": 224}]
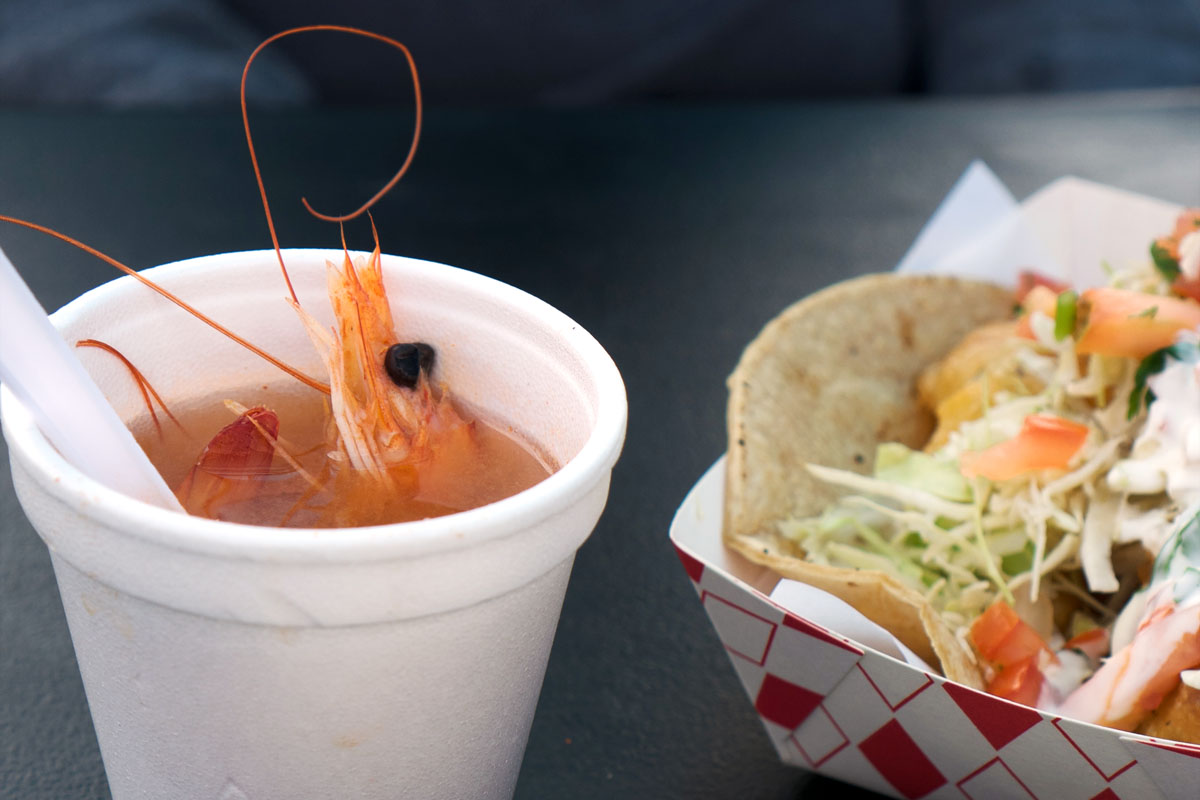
[{"xmin": 136, "ymin": 384, "xmax": 554, "ymax": 528}]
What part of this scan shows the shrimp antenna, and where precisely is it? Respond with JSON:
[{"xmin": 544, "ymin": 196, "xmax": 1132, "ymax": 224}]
[
  {"xmin": 369, "ymin": 212, "xmax": 381, "ymax": 252},
  {"xmin": 76, "ymin": 338, "xmax": 186, "ymax": 437},
  {"xmin": 0, "ymin": 216, "xmax": 331, "ymax": 395},
  {"xmin": 242, "ymin": 25, "xmax": 423, "ymax": 304}
]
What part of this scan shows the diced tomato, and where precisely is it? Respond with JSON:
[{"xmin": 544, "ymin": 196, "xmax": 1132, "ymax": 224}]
[
  {"xmin": 1014, "ymin": 285, "xmax": 1061, "ymax": 339},
  {"xmin": 971, "ymin": 601, "xmax": 1054, "ymax": 666},
  {"xmin": 971, "ymin": 602, "xmax": 1052, "ymax": 667},
  {"xmin": 1171, "ymin": 277, "xmax": 1200, "ymax": 304},
  {"xmin": 1075, "ymin": 287, "xmax": 1200, "ymax": 359},
  {"xmin": 1171, "ymin": 209, "xmax": 1200, "ymax": 243},
  {"xmin": 1153, "ymin": 211, "xmax": 1200, "ymax": 263},
  {"xmin": 959, "ymin": 414, "xmax": 1089, "ymax": 482},
  {"xmin": 972, "ymin": 601, "xmax": 1055, "ymax": 707},
  {"xmin": 992, "ymin": 620, "xmax": 1055, "ymax": 668},
  {"xmin": 1064, "ymin": 627, "xmax": 1105, "ymax": 650},
  {"xmin": 1064, "ymin": 627, "xmax": 1109, "ymax": 661},
  {"xmin": 988, "ymin": 656, "xmax": 1044, "ymax": 706},
  {"xmin": 971, "ymin": 600, "xmax": 1022, "ymax": 662},
  {"xmin": 1016, "ymin": 271, "xmax": 1071, "ymax": 304}
]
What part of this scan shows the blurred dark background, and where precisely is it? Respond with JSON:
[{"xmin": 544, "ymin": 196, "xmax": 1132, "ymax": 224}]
[{"xmin": 1, "ymin": 0, "xmax": 1198, "ymax": 108}]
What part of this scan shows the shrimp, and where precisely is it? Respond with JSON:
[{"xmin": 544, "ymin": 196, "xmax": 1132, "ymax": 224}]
[
  {"xmin": 287, "ymin": 231, "xmax": 478, "ymax": 525},
  {"xmin": 1057, "ymin": 509, "xmax": 1200, "ymax": 731},
  {"xmin": 176, "ymin": 407, "xmax": 281, "ymax": 518},
  {"xmin": 1056, "ymin": 587, "xmax": 1200, "ymax": 731},
  {"xmin": 239, "ymin": 27, "xmax": 481, "ymax": 524},
  {"xmin": 2, "ymin": 26, "xmax": 502, "ymax": 527}
]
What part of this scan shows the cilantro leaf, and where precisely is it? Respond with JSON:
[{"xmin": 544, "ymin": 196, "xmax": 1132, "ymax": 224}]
[
  {"xmin": 1127, "ymin": 339, "xmax": 1200, "ymax": 420},
  {"xmin": 1153, "ymin": 509, "xmax": 1200, "ymax": 599},
  {"xmin": 1151, "ymin": 241, "xmax": 1181, "ymax": 283},
  {"xmin": 1135, "ymin": 305, "xmax": 1159, "ymax": 319}
]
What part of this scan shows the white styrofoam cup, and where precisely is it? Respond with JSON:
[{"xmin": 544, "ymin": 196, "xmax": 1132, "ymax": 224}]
[{"xmin": 2, "ymin": 250, "xmax": 627, "ymax": 800}]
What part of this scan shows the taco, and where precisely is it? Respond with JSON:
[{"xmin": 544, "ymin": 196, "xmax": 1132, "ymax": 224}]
[
  {"xmin": 724, "ymin": 209, "xmax": 1200, "ymax": 736},
  {"xmin": 724, "ymin": 273, "xmax": 1012, "ymax": 686}
]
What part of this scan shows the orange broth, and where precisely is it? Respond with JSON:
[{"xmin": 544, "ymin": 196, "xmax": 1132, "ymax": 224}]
[{"xmin": 136, "ymin": 384, "xmax": 554, "ymax": 528}]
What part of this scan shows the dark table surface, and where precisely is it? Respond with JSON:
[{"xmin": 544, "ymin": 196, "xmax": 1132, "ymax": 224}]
[{"xmin": 2, "ymin": 91, "xmax": 1199, "ymax": 800}]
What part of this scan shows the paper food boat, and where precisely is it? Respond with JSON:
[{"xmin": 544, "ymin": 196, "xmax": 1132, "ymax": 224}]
[{"xmin": 669, "ymin": 166, "xmax": 1200, "ymax": 800}]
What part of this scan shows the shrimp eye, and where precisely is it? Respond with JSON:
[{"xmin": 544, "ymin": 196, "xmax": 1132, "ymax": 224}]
[{"xmin": 385, "ymin": 342, "xmax": 435, "ymax": 389}]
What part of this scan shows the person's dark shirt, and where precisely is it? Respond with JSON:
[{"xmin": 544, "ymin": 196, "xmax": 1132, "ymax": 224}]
[{"xmin": 1, "ymin": 0, "xmax": 1198, "ymax": 107}]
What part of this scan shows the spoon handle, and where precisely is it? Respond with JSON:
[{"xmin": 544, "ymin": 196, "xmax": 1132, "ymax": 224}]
[{"xmin": 0, "ymin": 245, "xmax": 183, "ymax": 511}]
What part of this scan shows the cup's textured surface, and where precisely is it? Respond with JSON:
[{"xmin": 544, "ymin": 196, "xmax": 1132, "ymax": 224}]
[{"xmin": 2, "ymin": 250, "xmax": 627, "ymax": 800}]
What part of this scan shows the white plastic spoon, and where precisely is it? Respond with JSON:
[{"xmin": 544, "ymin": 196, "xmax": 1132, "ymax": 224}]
[{"xmin": 0, "ymin": 244, "xmax": 184, "ymax": 511}]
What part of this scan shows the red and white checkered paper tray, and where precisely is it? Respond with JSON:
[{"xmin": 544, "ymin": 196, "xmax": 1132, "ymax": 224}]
[{"xmin": 668, "ymin": 169, "xmax": 1200, "ymax": 799}]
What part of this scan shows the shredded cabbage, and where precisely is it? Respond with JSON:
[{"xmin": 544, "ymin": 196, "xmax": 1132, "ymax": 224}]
[{"xmin": 780, "ymin": 258, "xmax": 1198, "ymax": 644}]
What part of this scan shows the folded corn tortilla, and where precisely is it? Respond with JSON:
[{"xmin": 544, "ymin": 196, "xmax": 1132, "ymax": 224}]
[{"xmin": 724, "ymin": 273, "xmax": 1014, "ymax": 688}]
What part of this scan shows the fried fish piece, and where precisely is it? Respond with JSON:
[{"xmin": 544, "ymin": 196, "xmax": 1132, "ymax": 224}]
[{"xmin": 1137, "ymin": 681, "xmax": 1200, "ymax": 744}]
